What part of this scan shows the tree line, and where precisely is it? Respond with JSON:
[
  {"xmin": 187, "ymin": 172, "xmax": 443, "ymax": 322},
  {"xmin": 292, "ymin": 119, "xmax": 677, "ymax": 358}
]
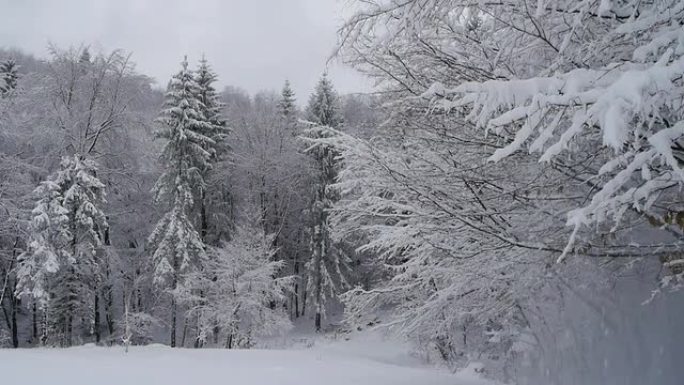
[{"xmin": 0, "ymin": 46, "xmax": 378, "ymax": 350}]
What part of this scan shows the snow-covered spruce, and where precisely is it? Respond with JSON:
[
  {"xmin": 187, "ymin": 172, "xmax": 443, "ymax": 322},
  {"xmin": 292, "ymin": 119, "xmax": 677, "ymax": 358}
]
[
  {"xmin": 16, "ymin": 155, "xmax": 108, "ymax": 346},
  {"xmin": 0, "ymin": 58, "xmax": 19, "ymax": 96},
  {"xmin": 193, "ymin": 56, "xmax": 231, "ymax": 246},
  {"xmin": 148, "ymin": 56, "xmax": 213, "ymax": 347},
  {"xmin": 303, "ymin": 74, "xmax": 352, "ymax": 332}
]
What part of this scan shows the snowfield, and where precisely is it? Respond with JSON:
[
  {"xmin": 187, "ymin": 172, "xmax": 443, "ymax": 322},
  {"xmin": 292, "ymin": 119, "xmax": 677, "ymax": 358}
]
[{"xmin": 0, "ymin": 335, "xmax": 497, "ymax": 385}]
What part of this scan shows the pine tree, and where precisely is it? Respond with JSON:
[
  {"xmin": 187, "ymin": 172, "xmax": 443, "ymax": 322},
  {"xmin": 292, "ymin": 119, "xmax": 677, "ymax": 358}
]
[
  {"xmin": 16, "ymin": 155, "xmax": 108, "ymax": 346},
  {"xmin": 148, "ymin": 56, "xmax": 212, "ymax": 347},
  {"xmin": 304, "ymin": 74, "xmax": 349, "ymax": 331}
]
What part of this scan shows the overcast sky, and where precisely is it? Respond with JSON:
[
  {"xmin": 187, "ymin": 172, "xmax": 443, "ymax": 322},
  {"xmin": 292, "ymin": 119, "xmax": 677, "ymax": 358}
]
[{"xmin": 0, "ymin": 0, "xmax": 371, "ymax": 102}]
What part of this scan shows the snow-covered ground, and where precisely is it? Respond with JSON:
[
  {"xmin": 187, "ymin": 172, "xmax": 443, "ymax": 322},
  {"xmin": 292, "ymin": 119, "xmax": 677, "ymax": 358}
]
[{"xmin": 0, "ymin": 332, "xmax": 497, "ymax": 385}]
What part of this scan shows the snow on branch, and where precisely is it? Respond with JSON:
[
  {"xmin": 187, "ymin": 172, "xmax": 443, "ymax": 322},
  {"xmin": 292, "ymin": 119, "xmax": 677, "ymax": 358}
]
[{"xmin": 418, "ymin": 4, "xmax": 684, "ymax": 261}]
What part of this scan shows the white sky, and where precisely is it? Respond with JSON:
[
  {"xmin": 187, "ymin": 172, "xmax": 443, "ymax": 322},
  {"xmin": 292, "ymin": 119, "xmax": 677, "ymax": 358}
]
[{"xmin": 0, "ymin": 0, "xmax": 371, "ymax": 101}]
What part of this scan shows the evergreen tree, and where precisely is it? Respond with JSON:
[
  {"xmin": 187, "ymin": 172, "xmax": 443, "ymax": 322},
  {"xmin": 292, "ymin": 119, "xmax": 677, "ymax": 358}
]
[
  {"xmin": 16, "ymin": 178, "xmax": 69, "ymax": 347},
  {"xmin": 304, "ymin": 74, "xmax": 349, "ymax": 331},
  {"xmin": 60, "ymin": 155, "xmax": 108, "ymax": 346},
  {"xmin": 0, "ymin": 58, "xmax": 19, "ymax": 96},
  {"xmin": 194, "ymin": 56, "xmax": 229, "ymax": 160},
  {"xmin": 78, "ymin": 47, "xmax": 91, "ymax": 64},
  {"xmin": 16, "ymin": 181, "xmax": 68, "ymax": 303},
  {"xmin": 306, "ymin": 73, "xmax": 342, "ymax": 128},
  {"xmin": 148, "ymin": 56, "xmax": 212, "ymax": 347},
  {"xmin": 16, "ymin": 155, "xmax": 108, "ymax": 346},
  {"xmin": 193, "ymin": 56, "xmax": 230, "ymax": 246},
  {"xmin": 278, "ymin": 80, "xmax": 297, "ymax": 133}
]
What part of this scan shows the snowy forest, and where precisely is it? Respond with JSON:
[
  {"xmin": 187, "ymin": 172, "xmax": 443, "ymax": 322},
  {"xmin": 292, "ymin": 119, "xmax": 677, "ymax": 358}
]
[{"xmin": 1, "ymin": 1, "xmax": 683, "ymax": 385}]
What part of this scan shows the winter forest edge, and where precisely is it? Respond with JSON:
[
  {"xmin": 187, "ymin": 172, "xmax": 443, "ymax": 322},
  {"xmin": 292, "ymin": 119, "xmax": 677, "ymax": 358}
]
[{"xmin": 0, "ymin": 1, "xmax": 683, "ymax": 385}]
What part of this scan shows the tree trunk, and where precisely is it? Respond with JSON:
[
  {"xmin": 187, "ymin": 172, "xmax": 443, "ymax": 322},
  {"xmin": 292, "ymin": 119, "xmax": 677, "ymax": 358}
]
[
  {"xmin": 136, "ymin": 267, "xmax": 143, "ymax": 311},
  {"xmin": 225, "ymin": 332, "xmax": 233, "ymax": 349},
  {"xmin": 301, "ymin": 289, "xmax": 307, "ymax": 317},
  {"xmin": 11, "ymin": 279, "xmax": 18, "ymax": 348},
  {"xmin": 65, "ymin": 268, "xmax": 76, "ymax": 347},
  {"xmin": 103, "ymin": 225, "xmax": 114, "ymax": 339},
  {"xmin": 66, "ymin": 312, "xmax": 73, "ymax": 347},
  {"xmin": 105, "ymin": 284, "xmax": 114, "ymax": 338},
  {"xmin": 181, "ymin": 317, "xmax": 188, "ymax": 347},
  {"xmin": 293, "ymin": 255, "xmax": 300, "ymax": 318},
  {"xmin": 40, "ymin": 304, "xmax": 48, "ymax": 346},
  {"xmin": 94, "ymin": 292, "xmax": 101, "ymax": 344},
  {"xmin": 170, "ymin": 250, "xmax": 178, "ymax": 348},
  {"xmin": 315, "ymin": 312, "xmax": 322, "ymax": 332},
  {"xmin": 68, "ymin": 212, "xmax": 77, "ymax": 348},
  {"xmin": 313, "ymin": 221, "xmax": 324, "ymax": 332},
  {"xmin": 260, "ymin": 175, "xmax": 267, "ymax": 226},
  {"xmin": 170, "ymin": 296, "xmax": 176, "ymax": 348},
  {"xmin": 32, "ymin": 302, "xmax": 38, "ymax": 344},
  {"xmin": 213, "ymin": 321, "xmax": 220, "ymax": 345},
  {"xmin": 195, "ymin": 293, "xmax": 204, "ymax": 348},
  {"xmin": 200, "ymin": 189, "xmax": 208, "ymax": 243}
]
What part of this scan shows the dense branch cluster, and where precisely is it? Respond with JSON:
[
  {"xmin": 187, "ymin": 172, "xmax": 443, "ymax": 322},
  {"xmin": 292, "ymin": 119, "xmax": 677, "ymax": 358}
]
[{"xmin": 321, "ymin": 0, "xmax": 684, "ymax": 382}]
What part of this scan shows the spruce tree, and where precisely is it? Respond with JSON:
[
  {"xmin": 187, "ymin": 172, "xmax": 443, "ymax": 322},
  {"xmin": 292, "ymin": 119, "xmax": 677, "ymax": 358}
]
[
  {"xmin": 16, "ymin": 155, "xmax": 108, "ymax": 346},
  {"xmin": 194, "ymin": 56, "xmax": 228, "ymax": 160},
  {"xmin": 278, "ymin": 80, "xmax": 297, "ymax": 134},
  {"xmin": 148, "ymin": 57, "xmax": 212, "ymax": 347},
  {"xmin": 193, "ymin": 56, "xmax": 229, "ymax": 246},
  {"xmin": 61, "ymin": 155, "xmax": 108, "ymax": 345},
  {"xmin": 306, "ymin": 73, "xmax": 342, "ymax": 128},
  {"xmin": 0, "ymin": 58, "xmax": 19, "ymax": 96},
  {"xmin": 78, "ymin": 47, "xmax": 91, "ymax": 64},
  {"xmin": 304, "ymin": 74, "xmax": 349, "ymax": 331},
  {"xmin": 16, "ymin": 180, "xmax": 68, "ymax": 302},
  {"xmin": 16, "ymin": 178, "xmax": 68, "ymax": 347}
]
